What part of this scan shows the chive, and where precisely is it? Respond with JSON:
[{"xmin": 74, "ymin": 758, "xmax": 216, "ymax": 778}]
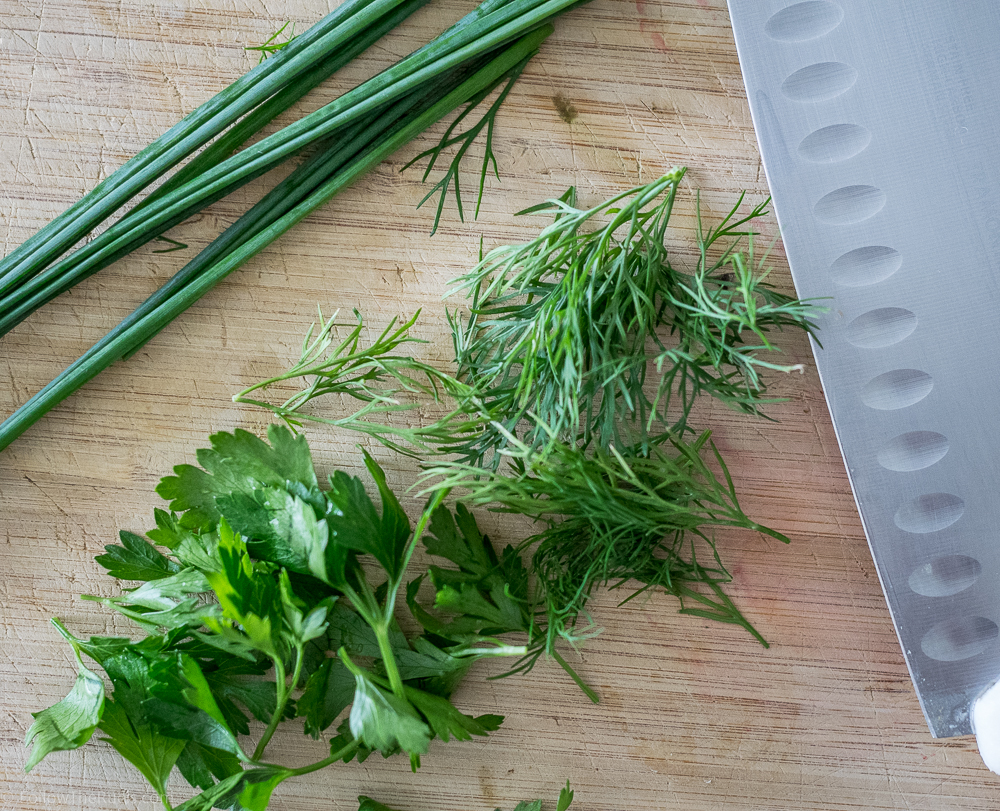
[
  {"xmin": 134, "ymin": 0, "xmax": 433, "ymax": 214},
  {"xmin": 0, "ymin": 0, "xmax": 432, "ymax": 336},
  {"xmin": 133, "ymin": 0, "xmax": 515, "ymax": 215},
  {"xmin": 0, "ymin": 28, "xmax": 552, "ymax": 452},
  {"xmin": 0, "ymin": 0, "xmax": 412, "ymax": 297},
  {"xmin": 0, "ymin": 0, "xmax": 584, "ymax": 332}
]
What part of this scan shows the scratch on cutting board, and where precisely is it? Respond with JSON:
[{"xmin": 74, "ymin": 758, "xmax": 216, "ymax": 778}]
[{"xmin": 23, "ymin": 475, "xmax": 72, "ymax": 519}]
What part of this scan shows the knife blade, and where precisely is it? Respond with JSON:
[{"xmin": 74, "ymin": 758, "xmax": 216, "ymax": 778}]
[{"xmin": 726, "ymin": 0, "xmax": 1000, "ymax": 737}]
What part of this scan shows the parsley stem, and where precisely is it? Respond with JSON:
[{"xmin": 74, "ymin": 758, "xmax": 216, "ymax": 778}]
[
  {"xmin": 376, "ymin": 487, "xmax": 450, "ymax": 700},
  {"xmin": 452, "ymin": 644, "xmax": 529, "ymax": 658},
  {"xmin": 254, "ymin": 655, "xmax": 286, "ymax": 760},
  {"xmin": 388, "ymin": 487, "xmax": 450, "ymax": 617},
  {"xmin": 254, "ymin": 645, "xmax": 304, "ymax": 761},
  {"xmin": 285, "ymin": 739, "xmax": 362, "ymax": 777},
  {"xmin": 374, "ymin": 623, "xmax": 407, "ymax": 700}
]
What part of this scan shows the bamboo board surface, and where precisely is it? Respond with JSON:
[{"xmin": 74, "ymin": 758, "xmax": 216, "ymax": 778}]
[{"xmin": 1, "ymin": 0, "xmax": 996, "ymax": 808}]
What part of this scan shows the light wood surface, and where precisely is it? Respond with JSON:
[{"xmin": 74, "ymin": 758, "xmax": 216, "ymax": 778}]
[{"xmin": 1, "ymin": 1, "xmax": 996, "ymax": 808}]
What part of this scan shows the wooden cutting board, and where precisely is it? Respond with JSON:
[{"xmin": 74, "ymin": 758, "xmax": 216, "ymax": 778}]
[{"xmin": 0, "ymin": 0, "xmax": 995, "ymax": 808}]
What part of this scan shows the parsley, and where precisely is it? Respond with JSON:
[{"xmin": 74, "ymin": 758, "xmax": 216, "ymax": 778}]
[
  {"xmin": 27, "ymin": 426, "xmax": 553, "ymax": 809},
  {"xmin": 28, "ymin": 181, "xmax": 819, "ymax": 809},
  {"xmin": 24, "ymin": 635, "xmax": 104, "ymax": 772}
]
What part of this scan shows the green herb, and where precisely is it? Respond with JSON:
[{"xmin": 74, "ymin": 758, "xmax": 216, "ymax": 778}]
[
  {"xmin": 0, "ymin": 0, "xmax": 594, "ymax": 333},
  {"xmin": 0, "ymin": 25, "xmax": 547, "ymax": 453},
  {"xmin": 234, "ymin": 177, "xmax": 815, "ymax": 469},
  {"xmin": 24, "ymin": 636, "xmax": 105, "ymax": 773},
  {"xmin": 246, "ymin": 21, "xmax": 299, "ymax": 65},
  {"xmin": 234, "ymin": 179, "xmax": 815, "ymax": 654},
  {"xmin": 403, "ymin": 57, "xmax": 525, "ymax": 234},
  {"xmin": 235, "ymin": 309, "xmax": 485, "ymax": 457},
  {"xmin": 237, "ymin": 175, "xmax": 819, "ymax": 468},
  {"xmin": 423, "ymin": 426, "xmax": 787, "ymax": 650},
  {"xmin": 450, "ymin": 172, "xmax": 821, "ymax": 454},
  {"xmin": 410, "ymin": 498, "xmax": 600, "ymax": 699},
  {"xmin": 26, "ymin": 426, "xmax": 577, "ymax": 809},
  {"xmin": 0, "ymin": 0, "xmax": 421, "ymax": 306}
]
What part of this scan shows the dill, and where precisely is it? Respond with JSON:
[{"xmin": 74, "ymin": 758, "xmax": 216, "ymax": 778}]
[
  {"xmin": 422, "ymin": 426, "xmax": 788, "ymax": 650},
  {"xmin": 236, "ymin": 175, "xmax": 820, "ymax": 650},
  {"xmin": 450, "ymin": 170, "xmax": 821, "ymax": 457},
  {"xmin": 246, "ymin": 21, "xmax": 298, "ymax": 64}
]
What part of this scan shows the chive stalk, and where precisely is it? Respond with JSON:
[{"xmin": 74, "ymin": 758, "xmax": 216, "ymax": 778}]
[
  {"xmin": 0, "ymin": 0, "xmax": 433, "ymax": 337},
  {"xmin": 0, "ymin": 0, "xmax": 586, "ymax": 332},
  {"xmin": 0, "ymin": 28, "xmax": 551, "ymax": 451},
  {"xmin": 0, "ymin": 0, "xmax": 416, "ymax": 297}
]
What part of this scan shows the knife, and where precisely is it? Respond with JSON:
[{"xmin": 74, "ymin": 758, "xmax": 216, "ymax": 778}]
[{"xmin": 725, "ymin": 0, "xmax": 1000, "ymax": 738}]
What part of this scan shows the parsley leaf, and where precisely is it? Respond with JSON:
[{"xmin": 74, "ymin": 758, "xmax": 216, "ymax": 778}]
[
  {"xmin": 414, "ymin": 503, "xmax": 532, "ymax": 640},
  {"xmin": 556, "ymin": 781, "xmax": 574, "ymax": 811},
  {"xmin": 403, "ymin": 684, "xmax": 502, "ymax": 742},
  {"xmin": 99, "ymin": 698, "xmax": 186, "ymax": 801},
  {"xmin": 324, "ymin": 461, "xmax": 408, "ymax": 586},
  {"xmin": 202, "ymin": 658, "xmax": 278, "ymax": 736},
  {"xmin": 174, "ymin": 766, "xmax": 291, "ymax": 811},
  {"xmin": 145, "ymin": 654, "xmax": 247, "ymax": 759},
  {"xmin": 156, "ymin": 425, "xmax": 318, "ymax": 529},
  {"xmin": 24, "ymin": 645, "xmax": 104, "ymax": 771},
  {"xmin": 97, "ymin": 567, "xmax": 217, "ymax": 632},
  {"xmin": 220, "ymin": 485, "xmax": 329, "ymax": 577},
  {"xmin": 297, "ymin": 657, "xmax": 355, "ymax": 739},
  {"xmin": 342, "ymin": 653, "xmax": 431, "ymax": 757},
  {"xmin": 95, "ymin": 530, "xmax": 180, "ymax": 581},
  {"xmin": 29, "ymin": 428, "xmax": 523, "ymax": 807},
  {"xmin": 358, "ymin": 799, "xmax": 397, "ymax": 811},
  {"xmin": 203, "ymin": 520, "xmax": 286, "ymax": 661},
  {"xmin": 175, "ymin": 740, "xmax": 243, "ymax": 791},
  {"xmin": 147, "ymin": 509, "xmax": 220, "ymax": 571},
  {"xmin": 393, "ymin": 636, "xmax": 472, "ymax": 696}
]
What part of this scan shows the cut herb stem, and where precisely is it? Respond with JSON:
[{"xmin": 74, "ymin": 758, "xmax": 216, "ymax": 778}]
[{"xmin": 253, "ymin": 646, "xmax": 305, "ymax": 761}]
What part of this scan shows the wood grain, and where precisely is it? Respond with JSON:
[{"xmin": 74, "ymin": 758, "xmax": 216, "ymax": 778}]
[{"xmin": 0, "ymin": 0, "xmax": 995, "ymax": 808}]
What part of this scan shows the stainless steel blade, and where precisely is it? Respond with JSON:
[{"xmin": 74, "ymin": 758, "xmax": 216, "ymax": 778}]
[{"xmin": 726, "ymin": 1, "xmax": 1000, "ymax": 737}]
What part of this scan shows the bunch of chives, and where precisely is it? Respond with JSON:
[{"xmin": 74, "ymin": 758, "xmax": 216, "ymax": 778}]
[
  {"xmin": 0, "ymin": 0, "xmax": 584, "ymax": 450},
  {"xmin": 0, "ymin": 0, "xmax": 422, "ymax": 305}
]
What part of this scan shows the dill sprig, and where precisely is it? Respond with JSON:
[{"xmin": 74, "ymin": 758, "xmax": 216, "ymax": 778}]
[
  {"xmin": 239, "ymin": 174, "xmax": 822, "ymax": 467},
  {"xmin": 246, "ymin": 21, "xmax": 299, "ymax": 64},
  {"xmin": 403, "ymin": 60, "xmax": 525, "ymax": 234},
  {"xmin": 421, "ymin": 425, "xmax": 787, "ymax": 649},
  {"xmin": 234, "ymin": 309, "xmax": 488, "ymax": 458},
  {"xmin": 450, "ymin": 171, "xmax": 820, "ymax": 452}
]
